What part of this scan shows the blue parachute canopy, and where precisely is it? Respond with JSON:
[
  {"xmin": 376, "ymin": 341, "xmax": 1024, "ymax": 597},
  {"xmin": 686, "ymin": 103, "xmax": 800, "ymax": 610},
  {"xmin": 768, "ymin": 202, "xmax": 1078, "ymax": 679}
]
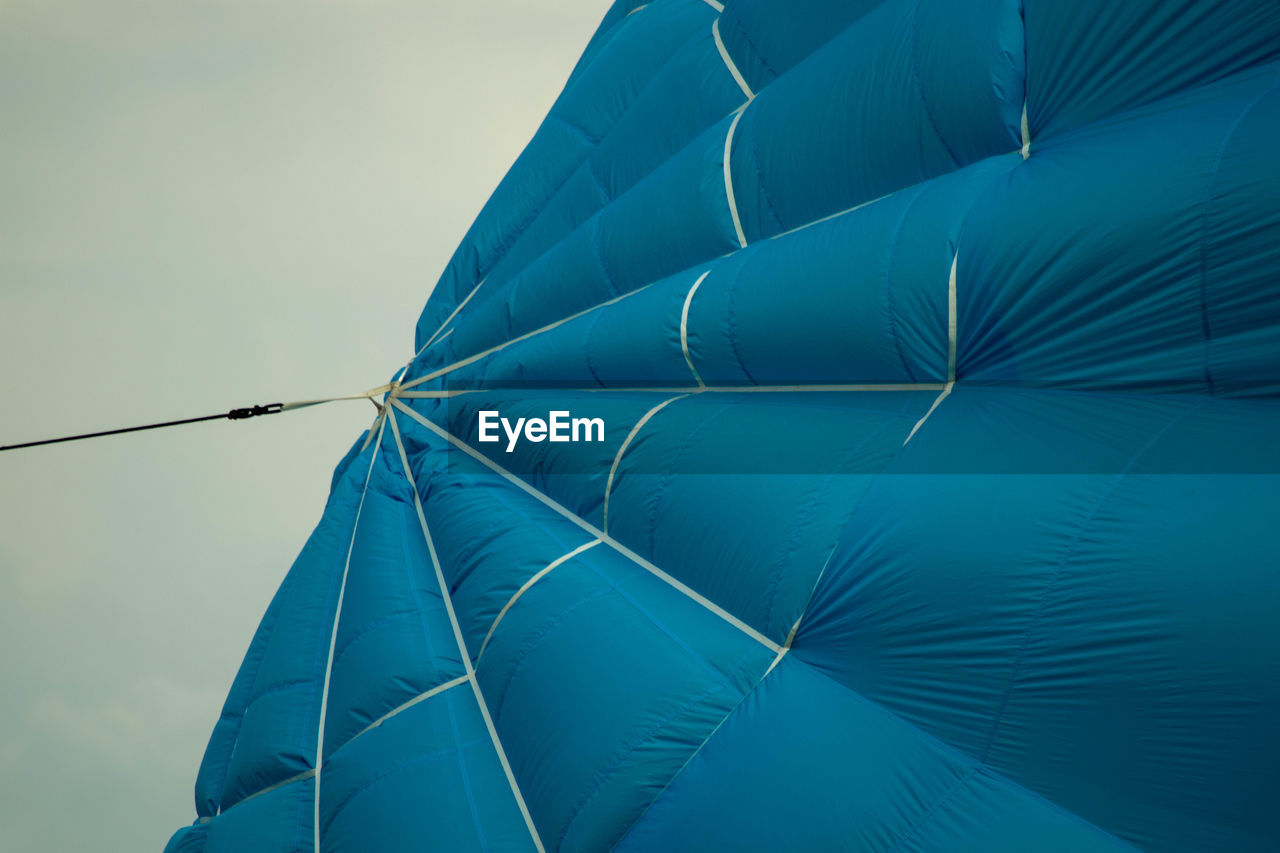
[{"xmin": 168, "ymin": 1, "xmax": 1280, "ymax": 851}]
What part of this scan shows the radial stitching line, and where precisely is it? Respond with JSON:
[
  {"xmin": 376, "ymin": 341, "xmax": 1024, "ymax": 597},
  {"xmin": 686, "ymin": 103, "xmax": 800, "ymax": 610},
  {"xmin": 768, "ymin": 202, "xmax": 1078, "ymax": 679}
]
[
  {"xmin": 612, "ymin": 649, "xmax": 1138, "ymax": 853},
  {"xmin": 902, "ymin": 383, "xmax": 952, "ymax": 452},
  {"xmin": 477, "ymin": 539, "xmax": 603, "ymax": 662},
  {"xmin": 1020, "ymin": 102, "xmax": 1031, "ymax": 159},
  {"xmin": 712, "ymin": 18, "xmax": 754, "ymax": 100},
  {"xmin": 400, "ymin": 189, "xmax": 905, "ymax": 394},
  {"xmin": 679, "ymin": 271, "xmax": 712, "ymax": 386},
  {"xmin": 723, "ymin": 106, "xmax": 750, "ymax": 248},
  {"xmin": 399, "ymin": 282, "xmax": 658, "ymax": 391},
  {"xmin": 603, "ymin": 394, "xmax": 692, "ymax": 533},
  {"xmin": 401, "ymin": 113, "xmax": 942, "ymax": 398},
  {"xmin": 407, "ymin": 0, "xmax": 723, "ymax": 378},
  {"xmin": 946, "ymin": 251, "xmax": 957, "ymax": 381},
  {"xmin": 339, "ymin": 675, "xmax": 471, "ymax": 752},
  {"xmin": 903, "ymin": 251, "xmax": 958, "ymax": 445},
  {"xmin": 314, "ymin": 417, "xmax": 384, "ymax": 852},
  {"xmin": 399, "ymin": 383, "xmax": 944, "ymax": 399},
  {"xmin": 392, "ymin": 399, "xmax": 781, "ymax": 654},
  {"xmin": 386, "ymin": 407, "xmax": 548, "ymax": 853},
  {"xmin": 605, "ymin": 647, "xmax": 783, "ymax": 851},
  {"xmin": 208, "ymin": 767, "xmax": 316, "ymax": 823},
  {"xmin": 420, "ymin": 277, "xmax": 486, "ymax": 356},
  {"xmin": 762, "ymin": 543, "xmax": 839, "ymax": 678},
  {"xmin": 359, "ymin": 409, "xmax": 386, "ymax": 452}
]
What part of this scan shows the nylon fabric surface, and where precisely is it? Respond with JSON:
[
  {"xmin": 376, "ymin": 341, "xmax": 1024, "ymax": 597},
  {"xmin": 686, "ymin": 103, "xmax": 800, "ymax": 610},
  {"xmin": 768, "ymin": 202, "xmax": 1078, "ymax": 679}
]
[{"xmin": 169, "ymin": 1, "xmax": 1280, "ymax": 851}]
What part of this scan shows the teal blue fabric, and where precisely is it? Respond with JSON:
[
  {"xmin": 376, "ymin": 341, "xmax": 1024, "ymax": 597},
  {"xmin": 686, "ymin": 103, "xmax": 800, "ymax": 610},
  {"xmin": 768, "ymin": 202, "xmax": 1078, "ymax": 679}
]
[{"xmin": 170, "ymin": 1, "xmax": 1280, "ymax": 850}]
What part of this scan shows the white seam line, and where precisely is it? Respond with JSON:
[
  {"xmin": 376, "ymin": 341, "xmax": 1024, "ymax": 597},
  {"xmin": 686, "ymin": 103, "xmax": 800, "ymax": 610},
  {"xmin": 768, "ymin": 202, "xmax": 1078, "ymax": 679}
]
[
  {"xmin": 391, "ymin": 399, "xmax": 781, "ymax": 654},
  {"xmin": 603, "ymin": 394, "xmax": 691, "ymax": 533},
  {"xmin": 947, "ymin": 250, "xmax": 957, "ymax": 383},
  {"xmin": 679, "ymin": 271, "xmax": 711, "ymax": 387},
  {"xmin": 712, "ymin": 18, "xmax": 754, "ymax": 101},
  {"xmin": 419, "ymin": 277, "xmax": 487, "ymax": 357},
  {"xmin": 216, "ymin": 767, "xmax": 316, "ymax": 819},
  {"xmin": 399, "ymin": 383, "xmax": 944, "ymax": 398},
  {"xmin": 699, "ymin": 0, "xmax": 724, "ymax": 12},
  {"xmin": 606, "ymin": 637, "xmax": 781, "ymax": 852},
  {"xmin": 400, "ymin": 281, "xmax": 658, "ymax": 391},
  {"xmin": 626, "ymin": 3, "xmax": 650, "ymax": 16},
  {"xmin": 723, "ymin": 106, "xmax": 749, "ymax": 248},
  {"xmin": 477, "ymin": 540, "xmax": 602, "ymax": 662},
  {"xmin": 1020, "ymin": 102, "xmax": 1031, "ymax": 160},
  {"xmin": 360, "ymin": 409, "xmax": 386, "ymax": 451},
  {"xmin": 762, "ymin": 641, "xmax": 791, "ymax": 679},
  {"xmin": 762, "ymin": 545, "xmax": 837, "ymax": 678},
  {"xmin": 341, "ymin": 675, "xmax": 470, "ymax": 748},
  {"xmin": 763, "ymin": 601, "xmax": 808, "ymax": 677},
  {"xmin": 612, "ymin": 545, "xmax": 837, "ymax": 841},
  {"xmin": 400, "ymin": 189, "xmax": 904, "ymax": 394},
  {"xmin": 902, "ymin": 382, "xmax": 952, "ymax": 446},
  {"xmin": 903, "ymin": 251, "xmax": 959, "ymax": 446},
  {"xmin": 387, "ymin": 407, "xmax": 547, "ymax": 853},
  {"xmin": 397, "ymin": 389, "xmax": 481, "ymax": 399},
  {"xmin": 768, "ymin": 190, "xmax": 893, "ymax": 242},
  {"xmin": 314, "ymin": 416, "xmax": 384, "ymax": 852}
]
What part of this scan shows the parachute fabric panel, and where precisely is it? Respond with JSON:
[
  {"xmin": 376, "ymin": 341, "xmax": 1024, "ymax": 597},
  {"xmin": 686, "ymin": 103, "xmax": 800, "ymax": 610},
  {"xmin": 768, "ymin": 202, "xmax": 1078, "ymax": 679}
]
[{"xmin": 171, "ymin": 1, "xmax": 1280, "ymax": 851}]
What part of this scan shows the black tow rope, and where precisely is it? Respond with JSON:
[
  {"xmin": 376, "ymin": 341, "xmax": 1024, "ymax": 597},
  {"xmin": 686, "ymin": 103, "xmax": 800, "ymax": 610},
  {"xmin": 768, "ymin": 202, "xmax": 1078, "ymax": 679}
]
[
  {"xmin": 1, "ymin": 381, "xmax": 401, "ymax": 454},
  {"xmin": 0, "ymin": 403, "xmax": 285, "ymax": 452}
]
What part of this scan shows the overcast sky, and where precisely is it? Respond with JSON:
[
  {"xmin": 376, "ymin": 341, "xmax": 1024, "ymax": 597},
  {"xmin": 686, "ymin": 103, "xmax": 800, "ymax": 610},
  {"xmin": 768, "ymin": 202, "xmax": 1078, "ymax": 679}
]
[{"xmin": 0, "ymin": 1, "xmax": 606, "ymax": 849}]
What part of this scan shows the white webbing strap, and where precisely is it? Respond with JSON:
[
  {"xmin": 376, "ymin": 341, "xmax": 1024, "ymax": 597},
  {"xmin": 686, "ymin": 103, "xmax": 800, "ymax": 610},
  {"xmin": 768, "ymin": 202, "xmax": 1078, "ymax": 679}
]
[
  {"xmin": 620, "ymin": 543, "xmax": 841, "ymax": 839},
  {"xmin": 386, "ymin": 407, "xmax": 547, "ymax": 853},
  {"xmin": 314, "ymin": 416, "xmax": 384, "ymax": 852},
  {"xmin": 679, "ymin": 271, "xmax": 712, "ymax": 387},
  {"xmin": 603, "ymin": 394, "xmax": 691, "ymax": 533},
  {"xmin": 712, "ymin": 18, "xmax": 754, "ymax": 101},
  {"xmin": 1020, "ymin": 103, "xmax": 1031, "ymax": 160},
  {"xmin": 391, "ymin": 399, "xmax": 781, "ymax": 655},
  {"xmin": 396, "ymin": 389, "xmax": 480, "ymax": 399},
  {"xmin": 342, "ymin": 674, "xmax": 470, "ymax": 748},
  {"xmin": 762, "ymin": 544, "xmax": 837, "ymax": 678},
  {"xmin": 902, "ymin": 383, "xmax": 952, "ymax": 446},
  {"xmin": 418, "ymin": 277, "xmax": 488, "ymax": 358},
  {"xmin": 214, "ymin": 767, "xmax": 316, "ymax": 820},
  {"xmin": 477, "ymin": 539, "xmax": 603, "ymax": 662},
  {"xmin": 399, "ymin": 281, "xmax": 659, "ymax": 392},
  {"xmin": 280, "ymin": 381, "xmax": 399, "ymax": 413},
  {"xmin": 769, "ymin": 190, "xmax": 892, "ymax": 242},
  {"xmin": 723, "ymin": 106, "xmax": 749, "ymax": 249},
  {"xmin": 402, "ymin": 383, "xmax": 944, "ymax": 398},
  {"xmin": 398, "ymin": 191, "xmax": 904, "ymax": 398},
  {"xmin": 903, "ymin": 251, "xmax": 959, "ymax": 446}
]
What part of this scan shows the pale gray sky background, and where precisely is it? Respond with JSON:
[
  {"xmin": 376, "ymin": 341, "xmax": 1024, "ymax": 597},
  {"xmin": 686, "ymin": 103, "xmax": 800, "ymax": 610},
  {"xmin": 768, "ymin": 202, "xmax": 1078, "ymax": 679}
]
[{"xmin": 0, "ymin": 1, "xmax": 605, "ymax": 849}]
